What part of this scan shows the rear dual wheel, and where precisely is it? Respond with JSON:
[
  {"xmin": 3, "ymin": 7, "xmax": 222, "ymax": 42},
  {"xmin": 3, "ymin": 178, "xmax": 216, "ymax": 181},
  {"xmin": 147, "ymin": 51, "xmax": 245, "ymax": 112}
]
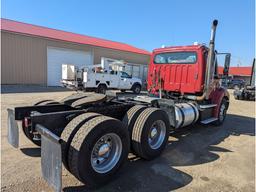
[
  {"xmin": 62, "ymin": 114, "xmax": 129, "ymax": 186},
  {"xmin": 60, "ymin": 92, "xmax": 94, "ymax": 105},
  {"xmin": 71, "ymin": 93, "xmax": 107, "ymax": 108},
  {"xmin": 61, "ymin": 112, "xmax": 101, "ymax": 170},
  {"xmin": 123, "ymin": 106, "xmax": 170, "ymax": 160},
  {"xmin": 34, "ymin": 100, "xmax": 59, "ymax": 106}
]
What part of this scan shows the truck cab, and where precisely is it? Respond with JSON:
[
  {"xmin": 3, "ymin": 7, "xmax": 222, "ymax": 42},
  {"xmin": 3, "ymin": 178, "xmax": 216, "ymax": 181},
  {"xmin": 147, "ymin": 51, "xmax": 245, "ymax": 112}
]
[
  {"xmin": 147, "ymin": 20, "xmax": 231, "ymax": 124},
  {"xmin": 148, "ymin": 45, "xmax": 209, "ymax": 95},
  {"xmin": 147, "ymin": 45, "xmax": 230, "ymax": 100}
]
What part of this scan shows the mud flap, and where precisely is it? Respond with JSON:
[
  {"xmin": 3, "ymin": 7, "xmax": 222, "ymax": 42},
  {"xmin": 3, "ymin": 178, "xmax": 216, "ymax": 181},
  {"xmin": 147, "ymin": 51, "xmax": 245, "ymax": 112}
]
[
  {"xmin": 36, "ymin": 124, "xmax": 62, "ymax": 192},
  {"xmin": 7, "ymin": 108, "xmax": 19, "ymax": 148}
]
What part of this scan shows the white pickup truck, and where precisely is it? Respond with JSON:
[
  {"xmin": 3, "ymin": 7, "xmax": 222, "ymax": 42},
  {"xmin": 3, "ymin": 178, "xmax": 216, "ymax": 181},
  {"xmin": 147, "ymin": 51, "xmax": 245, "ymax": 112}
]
[{"xmin": 61, "ymin": 60, "xmax": 142, "ymax": 94}]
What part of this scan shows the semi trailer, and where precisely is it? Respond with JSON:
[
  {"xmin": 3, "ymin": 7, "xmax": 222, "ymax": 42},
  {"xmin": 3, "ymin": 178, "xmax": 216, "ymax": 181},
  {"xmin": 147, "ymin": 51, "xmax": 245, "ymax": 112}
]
[{"xmin": 7, "ymin": 20, "xmax": 231, "ymax": 191}]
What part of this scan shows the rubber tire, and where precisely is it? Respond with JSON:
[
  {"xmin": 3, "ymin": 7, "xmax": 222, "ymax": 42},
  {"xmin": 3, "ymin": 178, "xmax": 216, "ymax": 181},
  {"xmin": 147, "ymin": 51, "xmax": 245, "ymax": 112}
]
[
  {"xmin": 60, "ymin": 92, "xmax": 94, "ymax": 105},
  {"xmin": 97, "ymin": 84, "xmax": 107, "ymax": 94},
  {"xmin": 86, "ymin": 103, "xmax": 131, "ymax": 120},
  {"xmin": 122, "ymin": 105, "xmax": 147, "ymax": 133},
  {"xmin": 234, "ymin": 95, "xmax": 240, "ymax": 100},
  {"xmin": 21, "ymin": 100, "xmax": 59, "ymax": 146},
  {"xmin": 131, "ymin": 108, "xmax": 170, "ymax": 160},
  {"xmin": 132, "ymin": 84, "xmax": 141, "ymax": 94},
  {"xmin": 34, "ymin": 100, "xmax": 59, "ymax": 106},
  {"xmin": 68, "ymin": 116, "xmax": 129, "ymax": 186},
  {"xmin": 22, "ymin": 120, "xmax": 41, "ymax": 146},
  {"xmin": 61, "ymin": 112, "xmax": 101, "ymax": 171},
  {"xmin": 122, "ymin": 105, "xmax": 147, "ymax": 151},
  {"xmin": 213, "ymin": 98, "xmax": 228, "ymax": 126},
  {"xmin": 71, "ymin": 93, "xmax": 107, "ymax": 108}
]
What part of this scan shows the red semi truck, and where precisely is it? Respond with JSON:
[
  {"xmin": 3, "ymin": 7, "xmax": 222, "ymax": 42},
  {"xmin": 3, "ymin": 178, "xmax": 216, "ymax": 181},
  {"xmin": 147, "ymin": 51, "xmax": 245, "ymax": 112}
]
[
  {"xmin": 7, "ymin": 20, "xmax": 231, "ymax": 191},
  {"xmin": 146, "ymin": 37, "xmax": 231, "ymax": 125}
]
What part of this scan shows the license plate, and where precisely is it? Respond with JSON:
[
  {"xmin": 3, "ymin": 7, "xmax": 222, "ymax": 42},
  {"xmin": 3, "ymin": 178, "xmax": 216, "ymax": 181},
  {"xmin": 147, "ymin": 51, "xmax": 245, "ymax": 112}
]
[
  {"xmin": 7, "ymin": 108, "xmax": 19, "ymax": 148},
  {"xmin": 36, "ymin": 124, "xmax": 62, "ymax": 192}
]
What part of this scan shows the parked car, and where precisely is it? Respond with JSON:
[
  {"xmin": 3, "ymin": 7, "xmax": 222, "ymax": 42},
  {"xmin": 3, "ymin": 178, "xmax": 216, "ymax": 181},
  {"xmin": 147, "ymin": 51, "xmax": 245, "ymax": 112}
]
[{"xmin": 227, "ymin": 79, "xmax": 245, "ymax": 89}]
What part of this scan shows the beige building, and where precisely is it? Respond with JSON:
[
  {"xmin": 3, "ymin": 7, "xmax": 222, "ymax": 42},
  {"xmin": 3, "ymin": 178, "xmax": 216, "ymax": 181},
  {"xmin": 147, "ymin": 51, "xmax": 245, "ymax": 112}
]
[{"xmin": 1, "ymin": 18, "xmax": 151, "ymax": 86}]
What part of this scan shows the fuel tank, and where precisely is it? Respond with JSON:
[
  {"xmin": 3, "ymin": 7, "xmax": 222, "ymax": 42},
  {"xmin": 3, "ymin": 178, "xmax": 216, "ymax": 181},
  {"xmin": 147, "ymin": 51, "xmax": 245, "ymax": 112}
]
[{"xmin": 175, "ymin": 103, "xmax": 199, "ymax": 128}]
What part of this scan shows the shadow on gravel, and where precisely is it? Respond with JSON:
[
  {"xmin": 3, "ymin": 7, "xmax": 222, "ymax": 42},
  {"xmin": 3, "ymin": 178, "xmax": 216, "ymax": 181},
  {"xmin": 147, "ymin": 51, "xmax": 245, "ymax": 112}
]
[
  {"xmin": 1, "ymin": 85, "xmax": 148, "ymax": 95},
  {"xmin": 166, "ymin": 113, "xmax": 254, "ymax": 166},
  {"xmin": 13, "ymin": 112, "xmax": 252, "ymax": 192},
  {"xmin": 64, "ymin": 158, "xmax": 193, "ymax": 192},
  {"xmin": 1, "ymin": 85, "xmax": 72, "ymax": 94},
  {"xmin": 63, "ymin": 113, "xmax": 254, "ymax": 192},
  {"xmin": 20, "ymin": 148, "xmax": 41, "ymax": 157}
]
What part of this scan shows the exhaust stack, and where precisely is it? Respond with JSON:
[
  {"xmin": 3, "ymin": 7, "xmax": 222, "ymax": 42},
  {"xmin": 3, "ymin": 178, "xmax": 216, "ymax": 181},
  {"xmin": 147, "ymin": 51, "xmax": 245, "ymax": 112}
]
[
  {"xmin": 250, "ymin": 58, "xmax": 255, "ymax": 87},
  {"xmin": 204, "ymin": 19, "xmax": 218, "ymax": 99}
]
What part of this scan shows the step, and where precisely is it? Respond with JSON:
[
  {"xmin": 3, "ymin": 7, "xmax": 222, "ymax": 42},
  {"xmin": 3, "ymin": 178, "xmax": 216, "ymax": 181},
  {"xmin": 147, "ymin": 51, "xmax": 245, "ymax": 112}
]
[
  {"xmin": 200, "ymin": 117, "xmax": 218, "ymax": 124},
  {"xmin": 199, "ymin": 104, "xmax": 217, "ymax": 109}
]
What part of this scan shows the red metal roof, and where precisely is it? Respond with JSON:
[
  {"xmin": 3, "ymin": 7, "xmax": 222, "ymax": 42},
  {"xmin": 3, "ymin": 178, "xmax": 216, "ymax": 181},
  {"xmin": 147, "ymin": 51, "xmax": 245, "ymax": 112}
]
[
  {"xmin": 218, "ymin": 66, "xmax": 252, "ymax": 76},
  {"xmin": 1, "ymin": 18, "xmax": 151, "ymax": 55}
]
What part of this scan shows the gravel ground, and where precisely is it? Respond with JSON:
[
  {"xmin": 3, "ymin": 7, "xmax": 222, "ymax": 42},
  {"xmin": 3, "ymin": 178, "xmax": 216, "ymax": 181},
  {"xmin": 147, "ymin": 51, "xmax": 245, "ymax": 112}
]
[{"xmin": 1, "ymin": 87, "xmax": 255, "ymax": 192}]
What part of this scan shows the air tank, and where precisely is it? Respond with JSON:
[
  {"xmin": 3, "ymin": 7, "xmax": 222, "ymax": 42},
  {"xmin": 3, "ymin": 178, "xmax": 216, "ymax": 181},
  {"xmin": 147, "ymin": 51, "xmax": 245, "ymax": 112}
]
[{"xmin": 175, "ymin": 103, "xmax": 199, "ymax": 128}]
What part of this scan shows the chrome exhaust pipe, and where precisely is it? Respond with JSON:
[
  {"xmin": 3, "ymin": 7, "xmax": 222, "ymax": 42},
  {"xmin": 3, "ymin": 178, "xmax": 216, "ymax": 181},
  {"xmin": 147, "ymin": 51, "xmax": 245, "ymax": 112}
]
[
  {"xmin": 204, "ymin": 19, "xmax": 218, "ymax": 100},
  {"xmin": 184, "ymin": 20, "xmax": 218, "ymax": 101}
]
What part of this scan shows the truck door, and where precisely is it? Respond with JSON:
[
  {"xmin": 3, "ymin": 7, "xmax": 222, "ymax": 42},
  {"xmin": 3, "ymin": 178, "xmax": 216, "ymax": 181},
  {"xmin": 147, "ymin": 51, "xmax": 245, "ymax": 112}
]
[
  {"xmin": 119, "ymin": 71, "xmax": 132, "ymax": 89},
  {"xmin": 109, "ymin": 70, "xmax": 119, "ymax": 88}
]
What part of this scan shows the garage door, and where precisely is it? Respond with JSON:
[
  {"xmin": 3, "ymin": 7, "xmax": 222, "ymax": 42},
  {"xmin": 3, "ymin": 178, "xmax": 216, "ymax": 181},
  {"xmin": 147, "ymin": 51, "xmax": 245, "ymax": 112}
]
[{"xmin": 47, "ymin": 47, "xmax": 92, "ymax": 86}]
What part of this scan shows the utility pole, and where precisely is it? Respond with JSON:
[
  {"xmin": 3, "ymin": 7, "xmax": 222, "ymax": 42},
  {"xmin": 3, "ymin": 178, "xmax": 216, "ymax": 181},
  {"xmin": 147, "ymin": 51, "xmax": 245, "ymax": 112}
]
[{"xmin": 237, "ymin": 58, "xmax": 242, "ymax": 67}]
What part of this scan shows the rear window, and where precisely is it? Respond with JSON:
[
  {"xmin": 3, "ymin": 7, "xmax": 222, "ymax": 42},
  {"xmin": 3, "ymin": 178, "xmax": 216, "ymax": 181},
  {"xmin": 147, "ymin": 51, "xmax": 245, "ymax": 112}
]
[{"xmin": 154, "ymin": 52, "xmax": 197, "ymax": 64}]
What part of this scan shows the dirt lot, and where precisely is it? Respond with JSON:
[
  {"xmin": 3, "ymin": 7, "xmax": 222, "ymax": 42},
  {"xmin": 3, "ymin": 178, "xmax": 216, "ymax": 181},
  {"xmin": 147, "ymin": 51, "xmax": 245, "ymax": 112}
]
[{"xmin": 1, "ymin": 86, "xmax": 255, "ymax": 192}]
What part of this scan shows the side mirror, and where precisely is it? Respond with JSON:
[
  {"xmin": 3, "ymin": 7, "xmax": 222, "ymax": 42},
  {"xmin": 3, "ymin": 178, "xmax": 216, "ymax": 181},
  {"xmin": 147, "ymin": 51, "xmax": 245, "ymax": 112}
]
[{"xmin": 223, "ymin": 53, "xmax": 231, "ymax": 76}]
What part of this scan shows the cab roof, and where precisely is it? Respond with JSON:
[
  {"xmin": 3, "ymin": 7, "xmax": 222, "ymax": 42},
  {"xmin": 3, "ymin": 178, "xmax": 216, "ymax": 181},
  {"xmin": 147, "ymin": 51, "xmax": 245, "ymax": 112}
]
[{"xmin": 153, "ymin": 45, "xmax": 207, "ymax": 53}]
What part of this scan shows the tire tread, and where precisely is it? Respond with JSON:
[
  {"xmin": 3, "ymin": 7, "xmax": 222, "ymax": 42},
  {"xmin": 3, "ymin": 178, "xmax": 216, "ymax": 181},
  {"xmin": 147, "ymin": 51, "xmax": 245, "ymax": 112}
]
[
  {"xmin": 71, "ymin": 94, "xmax": 107, "ymax": 108},
  {"xmin": 61, "ymin": 112, "xmax": 101, "ymax": 170},
  {"xmin": 68, "ymin": 116, "xmax": 113, "ymax": 180},
  {"xmin": 132, "ymin": 108, "xmax": 158, "ymax": 158}
]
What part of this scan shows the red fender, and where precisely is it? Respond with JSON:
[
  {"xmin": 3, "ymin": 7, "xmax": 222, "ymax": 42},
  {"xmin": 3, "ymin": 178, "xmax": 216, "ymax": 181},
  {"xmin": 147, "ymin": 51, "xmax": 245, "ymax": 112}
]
[{"xmin": 209, "ymin": 87, "xmax": 230, "ymax": 118}]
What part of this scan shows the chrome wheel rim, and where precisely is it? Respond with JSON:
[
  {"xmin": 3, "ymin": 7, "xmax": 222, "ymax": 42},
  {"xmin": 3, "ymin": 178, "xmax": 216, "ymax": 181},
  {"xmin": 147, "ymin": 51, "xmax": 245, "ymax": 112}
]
[
  {"xmin": 148, "ymin": 120, "xmax": 166, "ymax": 149},
  {"xmin": 219, "ymin": 103, "xmax": 226, "ymax": 122},
  {"xmin": 91, "ymin": 133, "xmax": 122, "ymax": 173}
]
